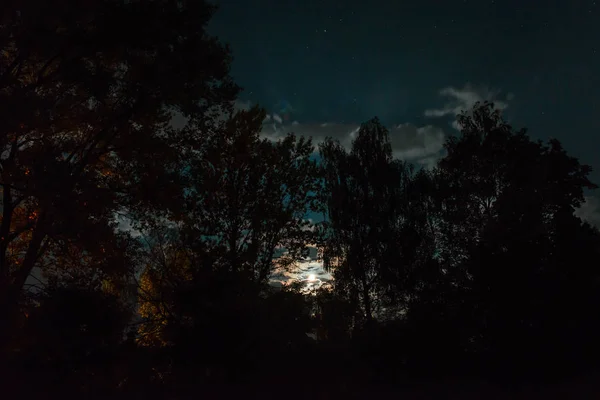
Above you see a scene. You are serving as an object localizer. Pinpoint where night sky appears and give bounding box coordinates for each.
[207,0,600,223]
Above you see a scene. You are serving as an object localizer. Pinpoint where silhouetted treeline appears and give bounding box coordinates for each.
[2,1,600,398]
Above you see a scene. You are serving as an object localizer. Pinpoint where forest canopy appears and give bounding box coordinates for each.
[1,1,600,398]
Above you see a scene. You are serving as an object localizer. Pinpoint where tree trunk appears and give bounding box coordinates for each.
[0,210,47,352]
[361,271,372,322]
[0,185,14,281]
[363,288,372,322]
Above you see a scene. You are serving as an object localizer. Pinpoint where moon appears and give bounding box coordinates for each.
[307,274,316,282]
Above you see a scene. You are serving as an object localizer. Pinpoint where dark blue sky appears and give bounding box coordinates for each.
[207,0,600,218]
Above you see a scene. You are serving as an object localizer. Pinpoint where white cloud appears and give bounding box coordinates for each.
[301,218,317,232]
[575,196,600,228]
[261,120,356,147]
[261,120,445,167]
[113,212,142,238]
[390,124,445,165]
[269,245,332,289]
[425,83,514,129]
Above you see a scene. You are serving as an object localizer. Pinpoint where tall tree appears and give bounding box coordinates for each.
[0,0,239,337]
[136,105,319,346]
[429,101,600,376]
[317,118,413,323]
[136,224,194,347]
[135,221,315,385]
[182,105,320,285]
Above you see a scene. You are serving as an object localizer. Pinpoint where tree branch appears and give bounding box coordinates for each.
[10,210,48,294]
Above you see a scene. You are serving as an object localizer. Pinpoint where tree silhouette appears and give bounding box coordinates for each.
[317,117,423,325]
[132,106,320,385]
[311,283,355,345]
[182,105,320,285]
[2,5,600,391]
[423,101,600,379]
[135,230,316,387]
[7,284,131,396]
[0,0,239,344]
[135,225,192,347]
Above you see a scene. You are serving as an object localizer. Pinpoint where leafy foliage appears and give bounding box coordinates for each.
[0,0,238,336]
[411,101,600,378]
[182,105,320,284]
[317,117,429,323]
[3,3,600,393]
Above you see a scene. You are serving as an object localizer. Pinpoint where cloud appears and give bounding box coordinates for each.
[269,245,332,289]
[575,196,600,228]
[113,212,142,238]
[301,218,318,232]
[425,83,514,130]
[260,119,445,167]
[389,124,445,165]
[261,120,356,147]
